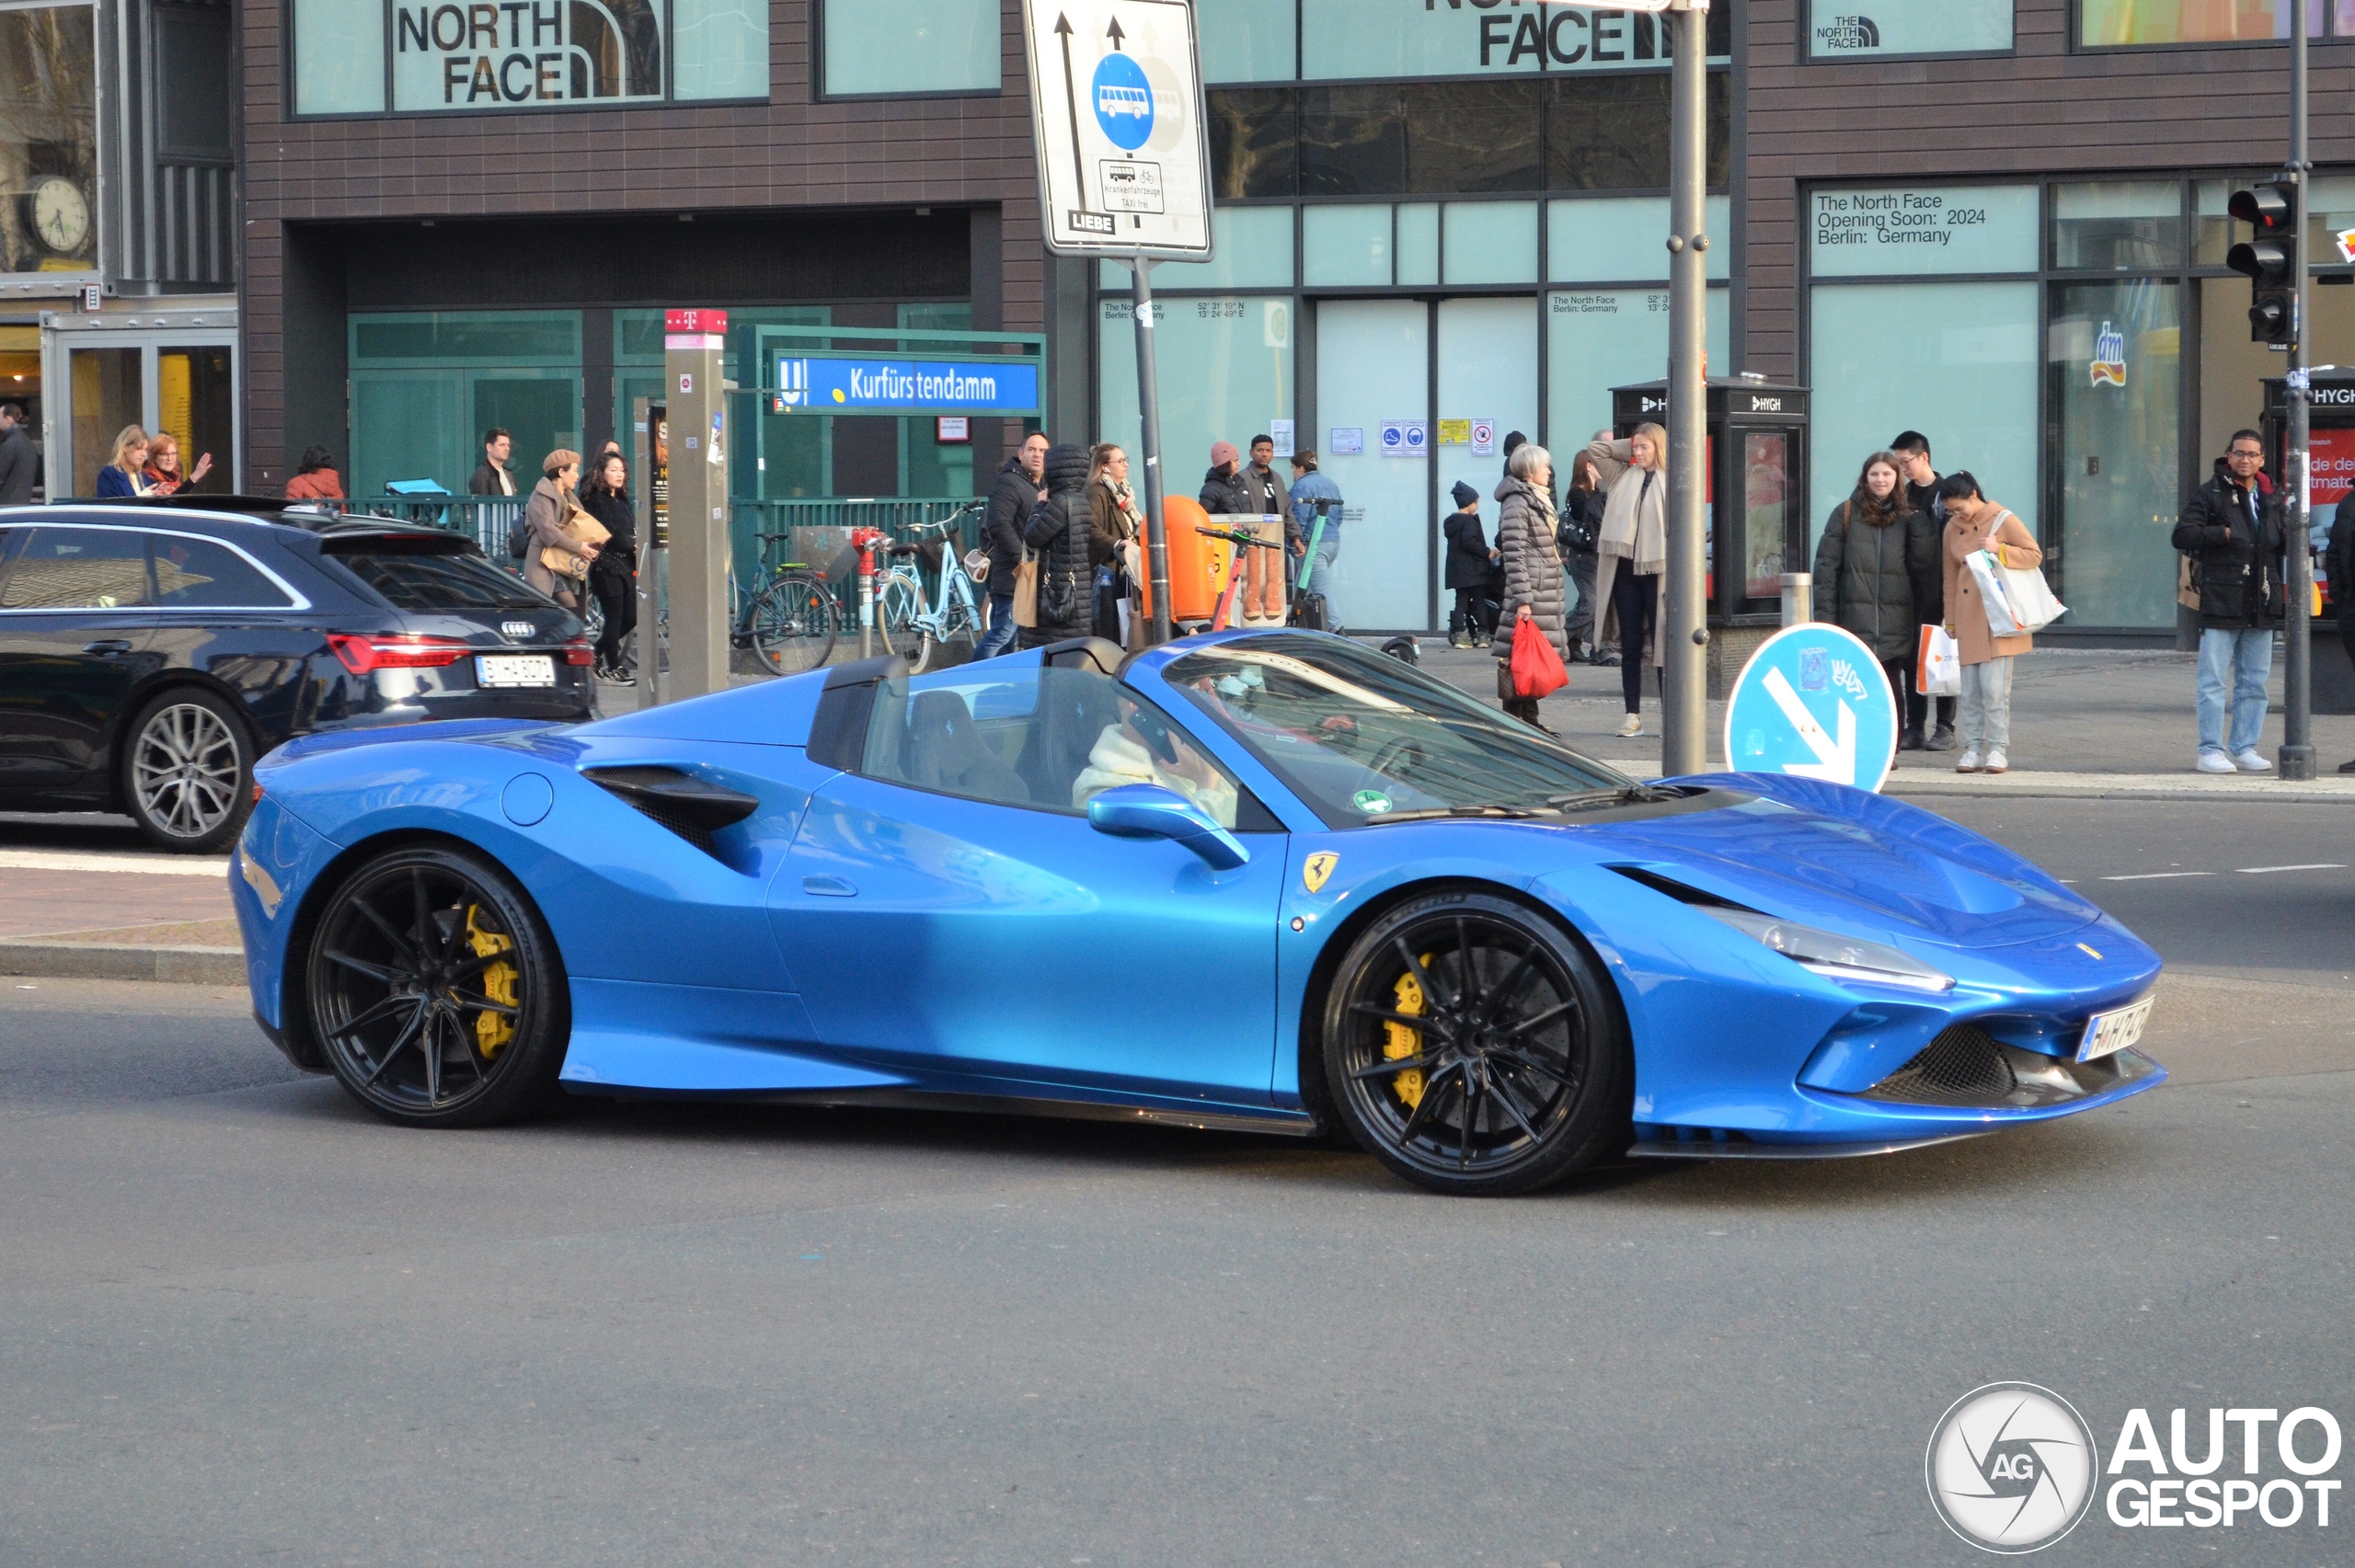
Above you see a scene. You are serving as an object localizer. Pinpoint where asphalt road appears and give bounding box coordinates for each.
[3,799,2351,1565]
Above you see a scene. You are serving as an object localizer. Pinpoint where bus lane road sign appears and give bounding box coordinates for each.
[1023,0,1212,260]
[1723,623,1900,794]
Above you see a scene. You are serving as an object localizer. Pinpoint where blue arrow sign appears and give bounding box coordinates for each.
[1723,623,1899,794]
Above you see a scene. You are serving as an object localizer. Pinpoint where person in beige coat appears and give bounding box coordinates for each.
[1586,423,1669,738]
[1936,470,2042,775]
[522,449,595,609]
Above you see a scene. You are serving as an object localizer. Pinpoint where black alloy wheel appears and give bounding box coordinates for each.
[304,845,568,1127]
[121,689,255,853]
[1322,890,1628,1196]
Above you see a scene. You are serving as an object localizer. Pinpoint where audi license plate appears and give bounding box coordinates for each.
[476,654,556,689]
[2076,993,2154,1063]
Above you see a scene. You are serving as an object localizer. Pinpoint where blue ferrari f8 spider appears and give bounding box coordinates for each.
[231,631,2164,1196]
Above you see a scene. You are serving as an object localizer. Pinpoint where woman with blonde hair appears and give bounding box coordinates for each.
[522,448,598,609]
[1088,442,1147,643]
[94,425,153,498]
[1586,421,1670,738]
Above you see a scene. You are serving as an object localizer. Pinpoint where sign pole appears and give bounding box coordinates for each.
[2282,0,2316,780]
[663,310,729,701]
[1661,0,1710,778]
[1134,255,1174,646]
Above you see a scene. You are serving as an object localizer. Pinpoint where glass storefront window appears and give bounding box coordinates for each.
[1544,72,1731,191]
[1200,0,1296,83]
[822,0,998,97]
[1743,432,1792,602]
[1209,89,1298,200]
[2080,1,2325,45]
[1396,203,1439,287]
[1548,196,1730,283]
[1102,205,1295,291]
[1302,205,1392,286]
[1545,285,1729,456]
[1808,1,2014,58]
[2051,280,2182,629]
[673,0,769,101]
[1809,184,2040,278]
[2052,182,2183,270]
[1,4,98,275]
[1097,294,1295,520]
[1807,281,2039,555]
[157,349,234,497]
[1442,202,1538,287]
[68,348,140,498]
[293,0,385,114]
[1406,81,1543,196]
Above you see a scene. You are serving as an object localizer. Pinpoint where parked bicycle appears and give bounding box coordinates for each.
[873,502,988,674]
[738,532,840,677]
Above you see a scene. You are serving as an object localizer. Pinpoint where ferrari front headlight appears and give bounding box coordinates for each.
[1698,907,1954,993]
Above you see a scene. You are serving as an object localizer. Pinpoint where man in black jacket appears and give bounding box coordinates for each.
[468,428,517,497]
[2174,429,2286,773]
[0,402,36,506]
[977,430,1049,658]
[1891,430,1956,750]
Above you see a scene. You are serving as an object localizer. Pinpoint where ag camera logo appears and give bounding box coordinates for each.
[1925,1383,2098,1553]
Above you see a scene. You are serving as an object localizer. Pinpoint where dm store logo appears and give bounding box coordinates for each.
[1925,1383,2099,1553]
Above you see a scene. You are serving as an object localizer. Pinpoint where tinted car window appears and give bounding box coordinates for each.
[331,545,546,611]
[861,664,1250,829]
[150,535,295,608]
[0,528,152,610]
[1163,634,1628,827]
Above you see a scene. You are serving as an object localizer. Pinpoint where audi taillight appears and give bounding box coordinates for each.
[327,634,475,674]
[563,639,596,667]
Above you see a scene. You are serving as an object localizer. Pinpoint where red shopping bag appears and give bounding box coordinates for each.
[1511,612,1569,699]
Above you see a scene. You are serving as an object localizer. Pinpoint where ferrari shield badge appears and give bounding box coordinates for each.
[1302,853,1339,894]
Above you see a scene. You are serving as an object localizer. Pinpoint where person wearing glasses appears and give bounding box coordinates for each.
[2174,429,2286,774]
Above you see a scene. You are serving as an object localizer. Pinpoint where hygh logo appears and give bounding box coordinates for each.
[1926,1383,2099,1552]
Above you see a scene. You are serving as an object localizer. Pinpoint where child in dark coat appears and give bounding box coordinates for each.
[1442,479,1502,647]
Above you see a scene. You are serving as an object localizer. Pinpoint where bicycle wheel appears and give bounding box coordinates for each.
[874,569,923,657]
[908,589,979,676]
[749,574,838,677]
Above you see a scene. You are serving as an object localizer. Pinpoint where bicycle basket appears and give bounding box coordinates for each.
[963,547,992,583]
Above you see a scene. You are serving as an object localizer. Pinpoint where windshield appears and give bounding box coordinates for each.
[1161,635,1635,826]
[329,544,546,612]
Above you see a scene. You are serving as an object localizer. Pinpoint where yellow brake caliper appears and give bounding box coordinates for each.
[1383,956,1435,1110]
[464,905,519,1058]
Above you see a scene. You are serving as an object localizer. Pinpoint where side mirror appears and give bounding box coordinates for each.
[1086,784,1250,870]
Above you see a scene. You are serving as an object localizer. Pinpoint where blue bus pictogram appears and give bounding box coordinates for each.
[1091,52,1154,151]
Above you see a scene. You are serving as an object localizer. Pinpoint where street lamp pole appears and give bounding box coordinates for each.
[1661,0,1710,778]
[1543,1,1709,775]
[2281,0,2315,779]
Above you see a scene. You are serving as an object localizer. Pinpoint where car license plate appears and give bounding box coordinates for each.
[2077,993,2154,1063]
[476,654,556,689]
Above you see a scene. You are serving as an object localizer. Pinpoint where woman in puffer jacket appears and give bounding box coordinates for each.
[1022,441,1114,646]
[1492,441,1568,731]
[1812,450,1938,752]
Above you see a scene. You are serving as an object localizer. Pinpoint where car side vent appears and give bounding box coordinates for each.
[1605,864,1749,909]
[1862,1024,2017,1106]
[581,767,759,859]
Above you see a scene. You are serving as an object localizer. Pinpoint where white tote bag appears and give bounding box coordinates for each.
[1966,512,2067,637]
[1916,624,1961,697]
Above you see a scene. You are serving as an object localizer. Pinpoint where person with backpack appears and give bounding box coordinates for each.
[1021,441,1110,646]
[2174,429,2287,773]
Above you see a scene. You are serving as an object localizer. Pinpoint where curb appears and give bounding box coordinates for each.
[0,942,246,986]
[1881,779,2355,805]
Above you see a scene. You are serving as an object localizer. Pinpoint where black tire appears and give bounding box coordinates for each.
[749,573,837,676]
[1321,889,1628,1196]
[304,843,569,1127]
[121,688,255,853]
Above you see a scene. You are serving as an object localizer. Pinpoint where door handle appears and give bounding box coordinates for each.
[801,875,857,898]
[82,639,134,656]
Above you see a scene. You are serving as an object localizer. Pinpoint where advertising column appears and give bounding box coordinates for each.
[664,310,728,699]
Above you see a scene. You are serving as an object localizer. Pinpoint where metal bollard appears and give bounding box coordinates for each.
[1780,572,1811,627]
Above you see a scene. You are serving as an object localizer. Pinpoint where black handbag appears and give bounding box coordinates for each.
[1039,567,1080,626]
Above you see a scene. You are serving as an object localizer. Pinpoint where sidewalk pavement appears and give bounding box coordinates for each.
[1408,639,2355,800]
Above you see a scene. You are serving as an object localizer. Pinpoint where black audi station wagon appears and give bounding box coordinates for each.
[0,502,593,852]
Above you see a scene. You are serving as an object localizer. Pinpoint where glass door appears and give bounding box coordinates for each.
[2051,279,2181,629]
[157,348,234,496]
[68,347,141,497]
[1436,296,1537,630]
[1315,299,1428,630]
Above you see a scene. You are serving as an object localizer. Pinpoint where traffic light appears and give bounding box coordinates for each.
[2228,181,2299,347]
